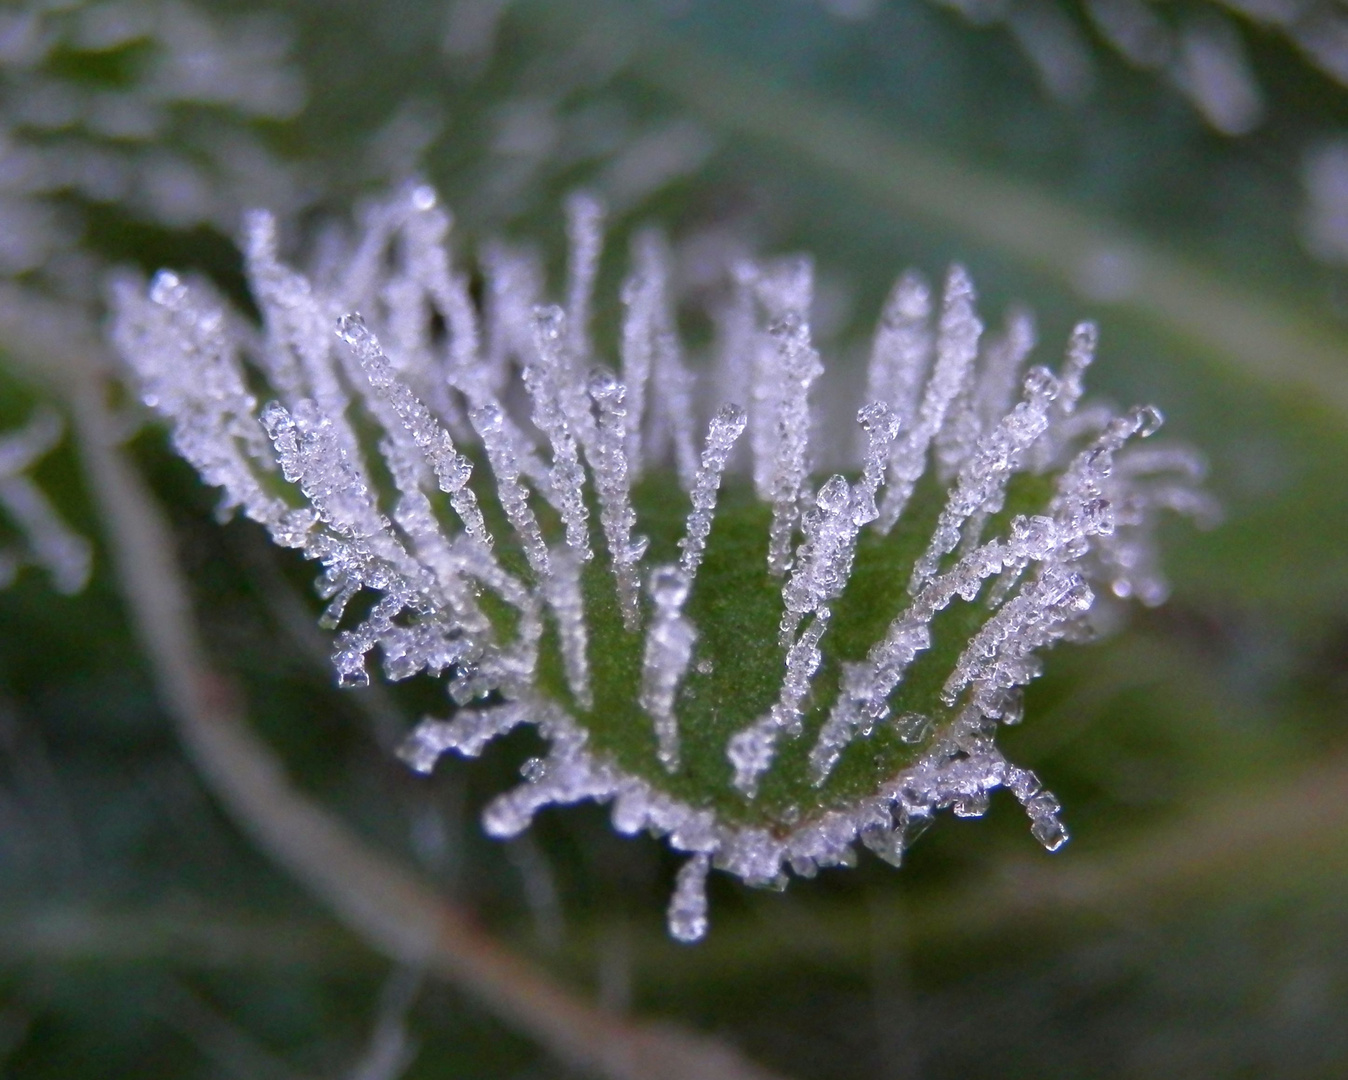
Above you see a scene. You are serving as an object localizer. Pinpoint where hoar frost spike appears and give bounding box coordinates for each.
[113,183,1214,943]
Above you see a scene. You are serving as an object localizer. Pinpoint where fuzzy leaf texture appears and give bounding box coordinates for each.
[109,183,1213,942]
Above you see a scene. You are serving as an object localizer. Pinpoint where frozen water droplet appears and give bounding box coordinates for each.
[858,400,901,440]
[904,811,934,843]
[1137,404,1164,438]
[952,790,990,818]
[149,270,185,307]
[533,304,564,342]
[473,402,504,433]
[1021,365,1057,398]
[893,712,933,744]
[651,565,690,608]
[1031,816,1070,851]
[335,311,367,347]
[815,474,850,513]
[588,367,621,399]
[667,853,710,943]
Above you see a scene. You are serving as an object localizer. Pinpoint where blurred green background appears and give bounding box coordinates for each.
[3,0,1348,1076]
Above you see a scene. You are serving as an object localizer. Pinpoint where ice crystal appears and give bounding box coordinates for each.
[112,183,1211,942]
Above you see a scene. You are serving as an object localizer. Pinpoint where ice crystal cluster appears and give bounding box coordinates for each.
[0,0,304,290]
[110,184,1209,941]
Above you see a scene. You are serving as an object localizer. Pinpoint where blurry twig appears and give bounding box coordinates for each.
[60,364,787,1080]
[346,966,423,1080]
[0,906,364,969]
[155,976,312,1080]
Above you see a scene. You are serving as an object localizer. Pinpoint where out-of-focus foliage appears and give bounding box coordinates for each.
[3,1,1348,1077]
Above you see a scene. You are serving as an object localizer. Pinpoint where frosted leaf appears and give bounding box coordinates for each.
[244,213,358,432]
[454,539,544,698]
[259,400,389,545]
[373,187,485,440]
[1027,320,1097,470]
[779,610,830,731]
[508,195,601,479]
[114,186,1206,943]
[753,255,814,322]
[859,822,907,868]
[932,373,981,485]
[995,689,1026,725]
[653,323,700,492]
[479,704,617,839]
[405,192,482,375]
[1012,778,1071,851]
